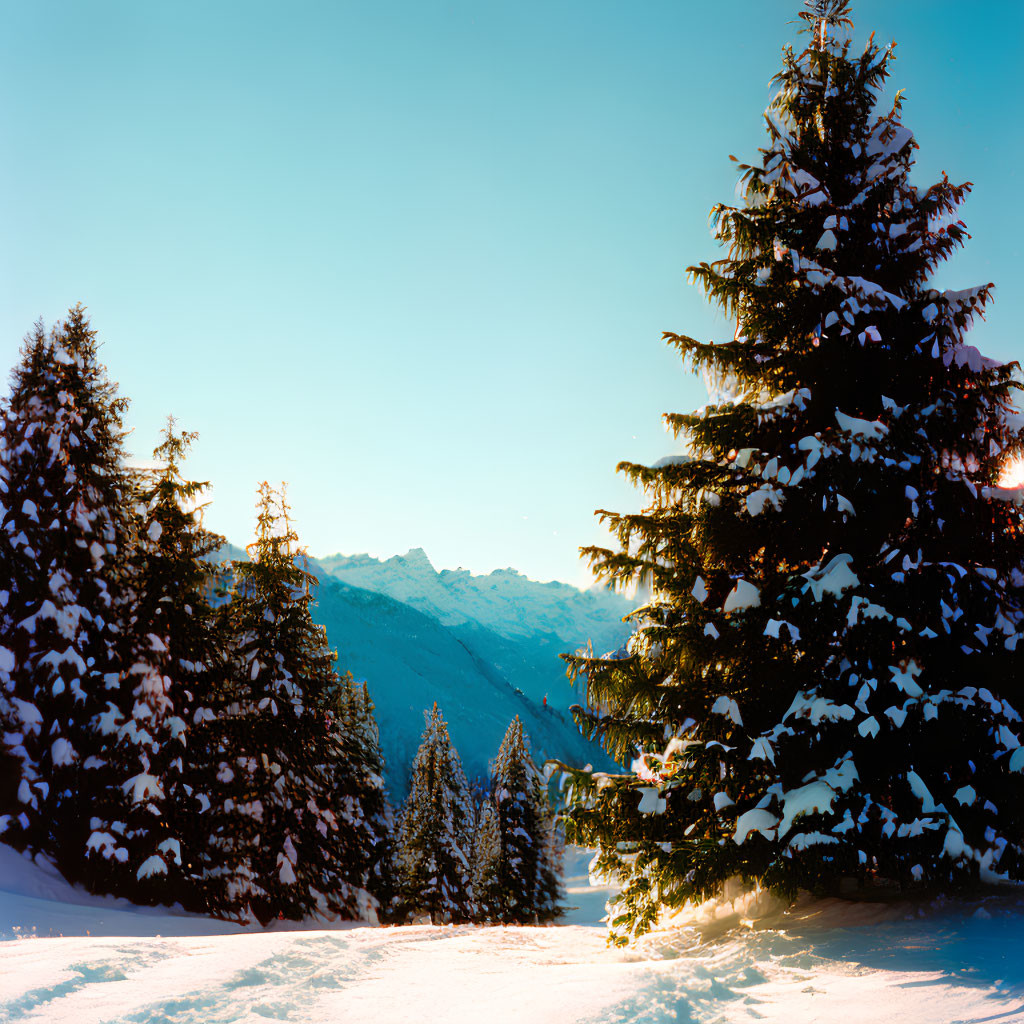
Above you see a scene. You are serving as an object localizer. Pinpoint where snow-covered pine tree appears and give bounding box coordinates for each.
[536,802,565,923]
[558,0,1024,944]
[330,673,393,909]
[490,717,563,923]
[0,309,135,877]
[0,421,17,818]
[82,420,226,907]
[394,704,476,924]
[470,800,502,921]
[204,483,373,924]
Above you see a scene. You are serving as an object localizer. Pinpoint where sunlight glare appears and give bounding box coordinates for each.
[999,456,1024,489]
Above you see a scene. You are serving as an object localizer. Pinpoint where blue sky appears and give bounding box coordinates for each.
[0,1,1020,586]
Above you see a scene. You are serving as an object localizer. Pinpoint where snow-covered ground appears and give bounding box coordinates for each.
[3,843,1024,1023]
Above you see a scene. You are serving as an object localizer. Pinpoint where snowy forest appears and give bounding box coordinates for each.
[4,0,1024,1020]
[0,308,563,926]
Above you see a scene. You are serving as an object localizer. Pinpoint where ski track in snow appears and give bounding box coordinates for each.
[6,921,1024,1024]
[4,845,1024,1023]
[0,927,636,1024]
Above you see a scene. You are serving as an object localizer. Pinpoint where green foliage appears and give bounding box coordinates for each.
[470,800,502,920]
[393,703,476,924]
[0,308,135,872]
[0,314,394,924]
[324,671,394,909]
[489,717,563,923]
[82,419,226,906]
[559,0,1024,944]
[204,484,383,923]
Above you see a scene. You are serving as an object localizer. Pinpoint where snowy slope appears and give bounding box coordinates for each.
[318,548,631,650]
[0,843,255,942]
[4,843,1024,1023]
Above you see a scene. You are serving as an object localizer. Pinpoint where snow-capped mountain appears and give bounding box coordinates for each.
[316,548,635,716]
[318,548,631,653]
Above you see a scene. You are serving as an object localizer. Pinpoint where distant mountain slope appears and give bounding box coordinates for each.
[308,574,614,794]
[443,620,580,710]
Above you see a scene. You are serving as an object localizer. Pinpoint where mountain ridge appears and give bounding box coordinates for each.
[318,547,632,654]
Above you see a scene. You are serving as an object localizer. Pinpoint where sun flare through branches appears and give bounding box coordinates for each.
[999,455,1024,490]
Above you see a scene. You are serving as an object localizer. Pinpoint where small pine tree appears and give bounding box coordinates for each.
[0,309,135,875]
[558,1,1024,944]
[470,800,502,921]
[535,795,565,923]
[329,673,394,909]
[490,717,564,923]
[394,704,476,924]
[82,420,226,907]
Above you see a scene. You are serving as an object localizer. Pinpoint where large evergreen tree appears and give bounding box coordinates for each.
[203,484,377,923]
[393,703,476,924]
[82,420,226,907]
[558,1,1024,943]
[490,717,563,923]
[0,308,135,876]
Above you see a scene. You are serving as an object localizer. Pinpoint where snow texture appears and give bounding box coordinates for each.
[734,809,779,845]
[723,580,761,613]
[778,781,836,838]
[804,554,859,601]
[4,844,1024,1022]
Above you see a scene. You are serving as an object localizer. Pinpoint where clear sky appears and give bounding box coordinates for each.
[0,1,1020,587]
